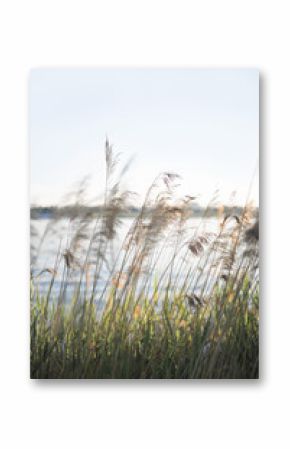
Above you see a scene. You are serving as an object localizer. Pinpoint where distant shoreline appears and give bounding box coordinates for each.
[30,205,259,220]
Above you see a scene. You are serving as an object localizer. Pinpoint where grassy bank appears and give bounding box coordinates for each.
[30,140,259,379]
[31,282,258,379]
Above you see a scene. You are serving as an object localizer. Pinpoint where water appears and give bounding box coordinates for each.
[30,216,222,300]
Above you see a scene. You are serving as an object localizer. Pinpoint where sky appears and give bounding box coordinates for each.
[30,68,259,207]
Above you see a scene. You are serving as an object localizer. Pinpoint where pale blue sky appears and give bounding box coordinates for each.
[30,68,259,206]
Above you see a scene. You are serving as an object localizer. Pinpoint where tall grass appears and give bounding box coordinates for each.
[30,140,259,379]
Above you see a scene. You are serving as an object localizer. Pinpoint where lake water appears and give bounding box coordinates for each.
[30,216,224,301]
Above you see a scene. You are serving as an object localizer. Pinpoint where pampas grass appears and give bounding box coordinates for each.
[30,140,259,379]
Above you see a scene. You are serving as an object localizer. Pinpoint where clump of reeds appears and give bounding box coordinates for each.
[30,140,259,379]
